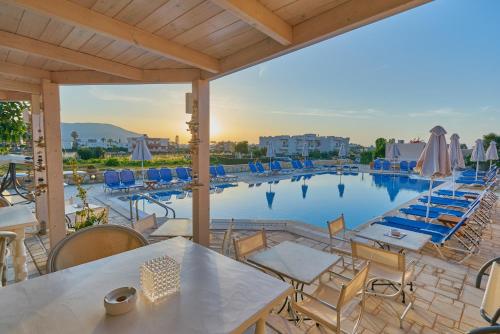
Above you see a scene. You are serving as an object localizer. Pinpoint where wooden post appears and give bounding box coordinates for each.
[41,80,65,247]
[30,94,49,233]
[191,80,210,246]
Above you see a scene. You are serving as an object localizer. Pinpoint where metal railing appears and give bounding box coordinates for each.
[129,193,176,220]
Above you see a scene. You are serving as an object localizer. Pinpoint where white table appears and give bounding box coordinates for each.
[0,206,37,282]
[0,237,292,334]
[356,224,432,252]
[150,218,192,239]
[0,154,33,201]
[64,203,101,216]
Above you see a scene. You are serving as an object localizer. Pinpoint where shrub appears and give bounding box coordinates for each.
[77,147,105,160]
[104,158,120,166]
[360,151,373,164]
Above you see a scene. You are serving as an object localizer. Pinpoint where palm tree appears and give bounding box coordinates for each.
[70,131,79,150]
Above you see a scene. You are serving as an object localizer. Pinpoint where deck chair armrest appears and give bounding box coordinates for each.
[438,214,461,224]
[295,290,338,311]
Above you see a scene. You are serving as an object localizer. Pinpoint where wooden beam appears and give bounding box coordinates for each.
[50,69,201,85]
[191,79,210,246]
[0,61,50,81]
[214,0,430,78]
[0,90,31,100]
[41,80,66,247]
[0,77,40,94]
[210,0,292,45]
[5,0,220,73]
[0,31,143,80]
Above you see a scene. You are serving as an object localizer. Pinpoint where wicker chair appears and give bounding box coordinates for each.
[0,231,17,286]
[47,225,148,273]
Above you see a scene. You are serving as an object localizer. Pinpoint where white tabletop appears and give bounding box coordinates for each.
[0,154,32,165]
[64,203,101,215]
[356,224,432,252]
[248,241,341,285]
[0,237,292,334]
[0,205,37,230]
[150,218,192,238]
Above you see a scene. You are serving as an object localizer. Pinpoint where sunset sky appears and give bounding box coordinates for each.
[60,0,500,147]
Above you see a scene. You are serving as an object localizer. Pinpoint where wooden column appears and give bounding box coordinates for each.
[41,80,65,246]
[30,94,49,233]
[191,80,210,246]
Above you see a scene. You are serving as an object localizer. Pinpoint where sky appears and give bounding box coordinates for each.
[60,0,500,147]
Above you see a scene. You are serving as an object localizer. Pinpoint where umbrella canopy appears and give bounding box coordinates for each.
[131,136,152,180]
[386,143,401,162]
[337,183,345,198]
[266,141,275,158]
[302,142,309,157]
[448,133,465,198]
[338,143,347,158]
[416,126,451,221]
[485,141,499,167]
[301,184,308,199]
[471,139,486,180]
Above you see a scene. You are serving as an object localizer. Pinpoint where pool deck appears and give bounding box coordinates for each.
[5,168,499,334]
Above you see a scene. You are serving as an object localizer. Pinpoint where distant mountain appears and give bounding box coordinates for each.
[61,123,140,143]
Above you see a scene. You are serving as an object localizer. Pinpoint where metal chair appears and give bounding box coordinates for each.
[350,240,415,328]
[0,231,17,286]
[0,197,11,207]
[475,257,500,327]
[292,263,370,334]
[47,225,148,273]
[327,214,352,267]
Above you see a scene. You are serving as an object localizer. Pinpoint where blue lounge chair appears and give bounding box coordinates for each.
[209,166,220,181]
[248,162,259,173]
[382,160,391,171]
[291,160,303,170]
[147,168,161,182]
[435,189,479,198]
[409,161,417,171]
[400,161,409,172]
[296,160,305,169]
[103,170,127,193]
[373,159,382,170]
[159,168,176,185]
[272,161,291,174]
[119,169,143,190]
[176,167,192,182]
[418,195,473,208]
[400,205,466,219]
[216,165,237,181]
[255,162,269,175]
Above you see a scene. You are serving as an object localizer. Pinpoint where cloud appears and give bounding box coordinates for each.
[258,65,267,78]
[88,87,155,104]
[271,108,382,119]
[408,107,465,118]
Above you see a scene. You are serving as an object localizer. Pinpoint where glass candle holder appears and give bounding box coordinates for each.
[140,255,180,302]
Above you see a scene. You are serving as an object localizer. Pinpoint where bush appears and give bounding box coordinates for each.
[77,147,105,160]
[360,151,373,164]
[104,158,120,166]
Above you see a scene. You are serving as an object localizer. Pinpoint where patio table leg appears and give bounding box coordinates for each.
[254,316,267,334]
[11,227,28,281]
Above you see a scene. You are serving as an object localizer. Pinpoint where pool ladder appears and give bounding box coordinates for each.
[129,193,176,220]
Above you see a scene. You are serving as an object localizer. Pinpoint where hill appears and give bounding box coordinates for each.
[61,123,140,143]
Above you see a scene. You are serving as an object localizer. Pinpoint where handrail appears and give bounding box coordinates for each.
[129,194,176,220]
[140,194,176,219]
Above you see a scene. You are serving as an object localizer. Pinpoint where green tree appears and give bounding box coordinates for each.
[374,138,387,159]
[483,133,499,150]
[235,141,249,154]
[70,131,79,150]
[0,102,29,152]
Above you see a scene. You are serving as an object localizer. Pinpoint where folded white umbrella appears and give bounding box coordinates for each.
[471,139,486,181]
[416,126,451,221]
[485,141,498,169]
[338,143,347,159]
[386,143,401,166]
[266,140,275,168]
[302,142,309,158]
[448,134,465,197]
[131,135,152,181]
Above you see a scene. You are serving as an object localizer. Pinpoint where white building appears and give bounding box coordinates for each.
[128,136,170,153]
[259,134,350,156]
[62,138,127,150]
[385,141,426,161]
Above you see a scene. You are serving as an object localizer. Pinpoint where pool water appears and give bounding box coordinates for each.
[131,172,441,229]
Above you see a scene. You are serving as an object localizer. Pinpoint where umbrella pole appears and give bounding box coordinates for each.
[425,178,433,222]
[452,168,455,199]
[475,161,479,181]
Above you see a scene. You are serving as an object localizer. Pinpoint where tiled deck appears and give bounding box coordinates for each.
[6,183,500,334]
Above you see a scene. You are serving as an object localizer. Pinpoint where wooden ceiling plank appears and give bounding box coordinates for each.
[0,30,143,80]
[5,0,220,72]
[0,60,50,80]
[210,0,292,45]
[0,3,24,33]
[137,0,202,33]
[0,76,40,94]
[0,89,31,100]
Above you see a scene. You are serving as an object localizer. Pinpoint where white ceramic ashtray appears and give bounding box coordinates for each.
[104,287,137,316]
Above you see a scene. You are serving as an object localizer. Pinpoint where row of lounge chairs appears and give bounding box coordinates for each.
[456,166,498,186]
[209,165,237,182]
[373,159,417,172]
[249,160,359,176]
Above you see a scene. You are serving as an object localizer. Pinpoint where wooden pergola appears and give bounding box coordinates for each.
[0,0,429,247]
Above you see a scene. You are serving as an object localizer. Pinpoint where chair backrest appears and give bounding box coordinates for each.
[0,231,17,286]
[297,160,304,169]
[351,240,405,272]
[0,197,11,207]
[327,214,346,239]
[221,223,234,256]
[382,160,391,170]
[47,225,148,273]
[209,166,218,178]
[216,165,227,176]
[176,167,189,180]
[75,207,109,227]
[147,168,161,181]
[373,159,381,170]
[481,261,500,325]
[248,162,258,173]
[119,169,135,185]
[409,161,417,169]
[233,229,267,261]
[103,170,120,186]
[338,263,370,309]
[133,214,157,234]
[256,162,266,173]
[159,168,173,182]
[400,161,409,171]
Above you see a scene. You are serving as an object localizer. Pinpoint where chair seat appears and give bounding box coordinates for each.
[293,284,358,332]
[367,262,411,285]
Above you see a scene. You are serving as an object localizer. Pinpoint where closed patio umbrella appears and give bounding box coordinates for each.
[386,143,401,169]
[302,142,309,158]
[485,141,498,169]
[266,140,275,169]
[416,126,451,221]
[338,173,345,198]
[471,139,486,181]
[301,183,308,199]
[131,135,152,181]
[449,134,465,198]
[338,143,347,159]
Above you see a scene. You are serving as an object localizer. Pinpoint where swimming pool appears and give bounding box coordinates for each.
[126,172,441,229]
